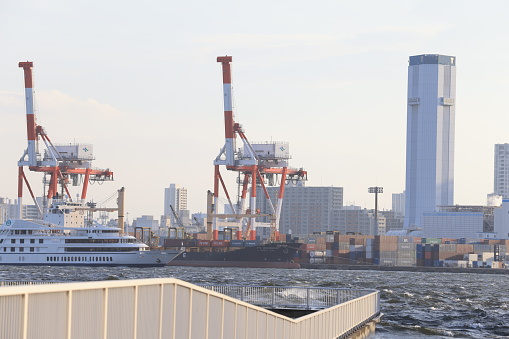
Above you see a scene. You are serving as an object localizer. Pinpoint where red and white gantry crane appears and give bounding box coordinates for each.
[17,61,113,218]
[212,56,307,241]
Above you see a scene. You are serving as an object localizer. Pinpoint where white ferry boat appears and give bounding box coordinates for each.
[0,200,181,267]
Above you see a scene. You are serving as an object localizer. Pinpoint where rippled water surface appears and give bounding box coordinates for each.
[1,266,508,338]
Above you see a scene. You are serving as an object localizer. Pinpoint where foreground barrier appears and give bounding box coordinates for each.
[0,278,380,339]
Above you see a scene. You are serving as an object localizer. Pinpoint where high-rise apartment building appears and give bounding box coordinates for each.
[256,186,343,236]
[404,54,456,228]
[163,184,189,227]
[494,144,509,197]
[392,192,405,218]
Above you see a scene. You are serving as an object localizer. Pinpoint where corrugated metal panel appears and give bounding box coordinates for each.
[71,289,104,339]
[107,287,135,339]
[27,292,68,339]
[0,295,23,339]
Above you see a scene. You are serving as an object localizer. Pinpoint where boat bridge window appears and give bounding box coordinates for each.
[65,247,141,252]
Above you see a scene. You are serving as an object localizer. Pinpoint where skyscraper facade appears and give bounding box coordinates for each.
[404,54,456,228]
[494,144,509,197]
[163,184,188,227]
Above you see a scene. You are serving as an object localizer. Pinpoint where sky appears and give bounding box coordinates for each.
[1,1,509,220]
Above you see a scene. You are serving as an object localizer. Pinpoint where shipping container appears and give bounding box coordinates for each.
[211,240,230,247]
[397,250,416,259]
[396,258,416,266]
[379,258,397,266]
[198,240,211,247]
[397,236,414,243]
[230,240,245,247]
[421,238,441,244]
[397,243,416,251]
[244,240,259,247]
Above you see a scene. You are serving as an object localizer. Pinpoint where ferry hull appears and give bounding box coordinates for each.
[0,250,181,267]
[168,260,300,269]
[166,243,301,269]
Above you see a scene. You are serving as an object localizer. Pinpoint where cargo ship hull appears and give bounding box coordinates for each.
[166,242,301,269]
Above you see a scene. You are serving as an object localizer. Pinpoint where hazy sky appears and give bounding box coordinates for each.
[1,1,509,220]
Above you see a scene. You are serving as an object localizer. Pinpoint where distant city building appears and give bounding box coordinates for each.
[422,205,496,238]
[392,192,405,218]
[256,186,343,236]
[494,144,509,197]
[333,206,382,235]
[405,54,456,228]
[163,184,189,227]
[494,198,509,239]
[0,197,41,223]
[133,215,159,230]
[379,210,404,232]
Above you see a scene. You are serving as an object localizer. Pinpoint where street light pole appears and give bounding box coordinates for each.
[368,187,383,235]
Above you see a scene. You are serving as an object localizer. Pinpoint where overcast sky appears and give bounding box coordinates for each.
[1,1,509,220]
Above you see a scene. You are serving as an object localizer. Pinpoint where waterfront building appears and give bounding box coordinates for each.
[133,215,159,230]
[380,210,404,232]
[494,144,509,197]
[163,184,189,227]
[256,186,343,236]
[0,197,41,223]
[404,54,456,229]
[494,198,509,239]
[422,205,495,238]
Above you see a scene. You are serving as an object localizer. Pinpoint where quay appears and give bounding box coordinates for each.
[300,263,509,274]
[0,278,380,339]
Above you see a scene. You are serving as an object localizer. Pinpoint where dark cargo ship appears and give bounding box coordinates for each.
[164,239,302,269]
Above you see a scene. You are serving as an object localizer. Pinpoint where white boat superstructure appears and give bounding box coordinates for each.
[0,200,180,267]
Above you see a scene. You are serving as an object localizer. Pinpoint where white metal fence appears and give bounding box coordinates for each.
[0,278,380,339]
[199,284,376,310]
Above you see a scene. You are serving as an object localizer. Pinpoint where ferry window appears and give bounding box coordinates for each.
[30,239,35,244]
[11,239,15,244]
[20,239,24,244]
[19,248,24,252]
[10,248,15,252]
[39,239,43,244]
[110,257,113,261]
[28,231,32,235]
[3,248,6,252]
[30,248,34,252]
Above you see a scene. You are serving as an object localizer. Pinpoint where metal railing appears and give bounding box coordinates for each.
[199,284,376,310]
[0,278,380,339]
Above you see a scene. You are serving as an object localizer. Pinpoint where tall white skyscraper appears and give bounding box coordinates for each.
[494,144,509,197]
[163,184,188,227]
[404,54,456,228]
